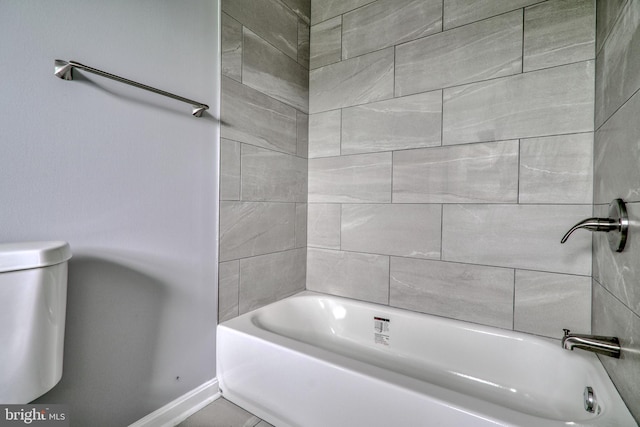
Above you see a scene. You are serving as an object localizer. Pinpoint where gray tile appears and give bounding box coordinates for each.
[221,77,297,155]
[241,144,307,203]
[442,204,592,275]
[311,0,376,25]
[307,248,389,304]
[308,153,392,203]
[177,398,260,427]
[341,204,441,259]
[595,0,640,128]
[296,111,309,158]
[282,0,311,23]
[594,90,640,204]
[307,203,341,249]
[298,19,310,68]
[255,421,274,427]
[219,201,295,262]
[514,270,591,338]
[222,0,298,59]
[392,140,519,203]
[310,16,342,70]
[308,110,341,158]
[443,61,595,145]
[390,258,514,329]
[341,91,442,155]
[222,13,242,82]
[596,0,627,53]
[519,133,593,204]
[523,0,595,72]
[239,248,306,314]
[342,0,442,59]
[220,138,241,201]
[243,28,309,113]
[218,261,239,323]
[443,0,541,30]
[593,202,640,315]
[309,47,394,114]
[395,10,523,96]
[593,281,640,422]
[295,203,307,248]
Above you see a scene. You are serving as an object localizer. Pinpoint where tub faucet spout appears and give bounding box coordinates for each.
[561,329,621,358]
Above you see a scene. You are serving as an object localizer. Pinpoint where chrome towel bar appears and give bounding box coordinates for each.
[54,59,209,117]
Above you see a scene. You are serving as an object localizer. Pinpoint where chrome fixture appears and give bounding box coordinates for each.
[562,329,621,359]
[54,59,209,117]
[560,198,628,252]
[584,387,596,414]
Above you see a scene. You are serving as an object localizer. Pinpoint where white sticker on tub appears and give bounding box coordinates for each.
[374,316,390,346]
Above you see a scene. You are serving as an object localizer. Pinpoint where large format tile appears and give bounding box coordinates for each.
[593,202,640,314]
[221,13,242,82]
[308,110,341,158]
[308,152,392,203]
[219,201,296,261]
[307,248,389,304]
[395,10,523,96]
[295,203,307,248]
[594,90,640,204]
[514,270,591,338]
[595,0,640,127]
[443,61,594,145]
[221,77,297,155]
[442,204,592,275]
[298,19,310,69]
[390,258,514,329]
[593,281,640,421]
[220,138,241,201]
[311,0,376,25]
[523,0,595,72]
[309,48,394,113]
[341,91,442,155]
[241,144,307,202]
[218,260,239,322]
[519,133,593,204]
[393,140,519,203]
[341,204,441,259]
[282,0,311,23]
[342,0,442,59]
[443,0,541,30]
[239,248,306,314]
[243,28,309,113]
[296,111,309,158]
[307,203,341,249]
[310,16,342,69]
[596,0,627,53]
[222,0,298,59]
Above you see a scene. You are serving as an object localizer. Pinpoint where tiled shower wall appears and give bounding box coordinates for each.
[218,0,310,322]
[307,0,596,338]
[593,0,640,421]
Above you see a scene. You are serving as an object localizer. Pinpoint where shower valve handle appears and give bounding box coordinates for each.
[560,199,628,252]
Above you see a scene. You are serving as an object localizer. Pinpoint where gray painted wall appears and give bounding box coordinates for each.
[307,0,595,338]
[218,0,310,322]
[0,1,220,426]
[593,0,640,421]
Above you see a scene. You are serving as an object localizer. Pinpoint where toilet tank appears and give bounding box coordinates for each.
[0,241,72,404]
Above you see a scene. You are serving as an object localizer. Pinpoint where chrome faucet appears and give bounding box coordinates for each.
[560,198,628,252]
[562,329,621,358]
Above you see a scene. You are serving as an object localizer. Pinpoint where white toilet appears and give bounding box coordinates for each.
[0,241,72,403]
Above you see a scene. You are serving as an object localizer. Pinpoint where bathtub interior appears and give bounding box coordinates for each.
[247,292,619,423]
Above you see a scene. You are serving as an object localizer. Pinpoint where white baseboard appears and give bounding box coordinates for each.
[128,378,220,427]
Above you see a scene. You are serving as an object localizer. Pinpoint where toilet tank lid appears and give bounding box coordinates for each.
[0,241,72,273]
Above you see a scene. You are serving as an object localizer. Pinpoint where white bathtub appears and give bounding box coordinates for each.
[217,292,636,427]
